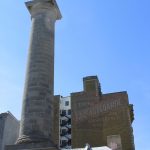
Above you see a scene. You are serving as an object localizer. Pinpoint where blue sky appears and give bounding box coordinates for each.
[0,0,150,149]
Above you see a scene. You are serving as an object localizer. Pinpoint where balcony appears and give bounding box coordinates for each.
[60,140,68,148]
[65,134,71,139]
[60,131,68,136]
[60,111,66,117]
[60,120,68,126]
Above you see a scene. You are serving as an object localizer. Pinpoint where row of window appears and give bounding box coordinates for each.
[60,109,71,115]
[65,101,69,106]
[60,101,71,149]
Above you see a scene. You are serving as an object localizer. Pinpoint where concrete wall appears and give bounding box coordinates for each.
[0,113,6,150]
[0,112,19,150]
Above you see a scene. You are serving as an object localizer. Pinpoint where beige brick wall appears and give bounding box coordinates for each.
[71,91,135,150]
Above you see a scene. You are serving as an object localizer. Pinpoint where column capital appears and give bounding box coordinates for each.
[25,0,62,20]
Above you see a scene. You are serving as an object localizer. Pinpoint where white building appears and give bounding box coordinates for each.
[59,96,72,149]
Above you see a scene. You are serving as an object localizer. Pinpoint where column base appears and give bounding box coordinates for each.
[16,135,53,144]
[5,142,58,150]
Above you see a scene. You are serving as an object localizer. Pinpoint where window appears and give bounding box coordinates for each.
[68,109,71,115]
[61,140,67,146]
[65,101,69,106]
[60,119,67,126]
[61,129,67,134]
[61,110,66,115]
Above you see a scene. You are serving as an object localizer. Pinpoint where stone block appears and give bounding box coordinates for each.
[5,142,58,150]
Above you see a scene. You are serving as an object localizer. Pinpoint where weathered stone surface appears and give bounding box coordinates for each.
[5,142,58,150]
[5,0,61,149]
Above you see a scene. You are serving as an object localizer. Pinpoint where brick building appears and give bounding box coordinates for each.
[52,76,135,150]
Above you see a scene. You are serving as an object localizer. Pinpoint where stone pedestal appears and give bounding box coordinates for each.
[5,0,61,149]
[5,142,58,150]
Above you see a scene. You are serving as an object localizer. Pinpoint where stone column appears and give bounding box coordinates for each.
[17,0,61,145]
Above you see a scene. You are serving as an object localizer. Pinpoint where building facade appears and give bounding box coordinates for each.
[0,112,20,150]
[52,76,135,150]
[59,97,71,149]
[52,96,72,149]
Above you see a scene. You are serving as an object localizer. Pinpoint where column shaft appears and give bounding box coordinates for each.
[17,1,59,144]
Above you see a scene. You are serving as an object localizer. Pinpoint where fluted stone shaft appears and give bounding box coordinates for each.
[17,0,61,144]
